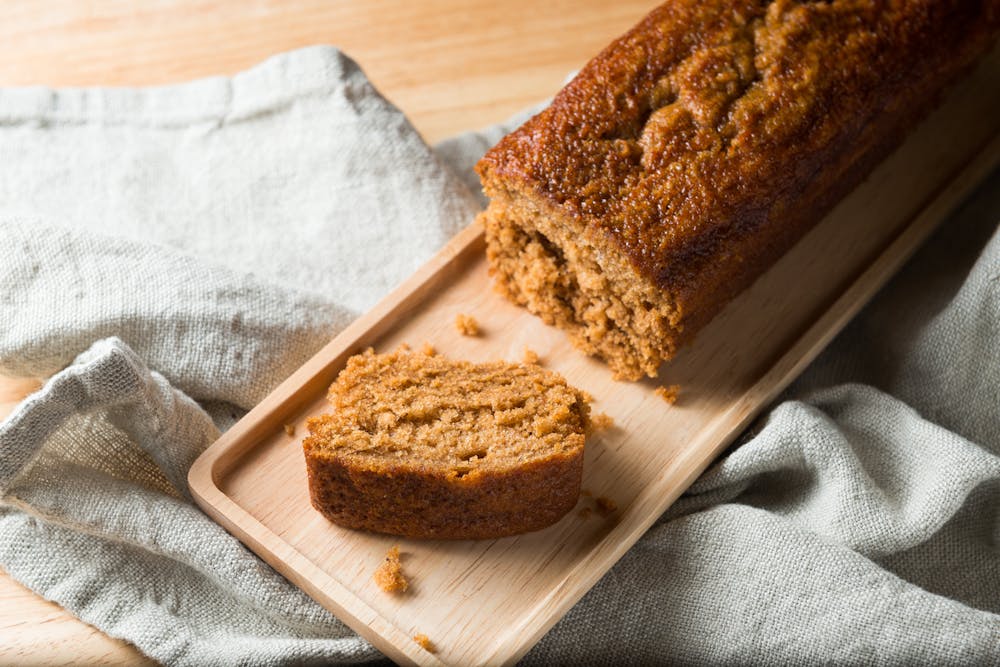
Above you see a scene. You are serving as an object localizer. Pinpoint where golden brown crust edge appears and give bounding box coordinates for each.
[304,445,584,540]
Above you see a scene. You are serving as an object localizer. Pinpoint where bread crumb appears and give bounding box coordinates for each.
[374,546,408,593]
[413,633,436,653]
[283,423,296,436]
[580,389,595,403]
[578,507,593,519]
[455,313,479,336]
[523,347,539,364]
[590,412,614,430]
[421,342,437,356]
[581,489,593,498]
[655,385,680,405]
[595,496,618,516]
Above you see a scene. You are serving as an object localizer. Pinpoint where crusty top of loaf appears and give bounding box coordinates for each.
[477,0,998,297]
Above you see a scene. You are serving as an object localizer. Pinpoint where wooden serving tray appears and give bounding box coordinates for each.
[189,51,1000,666]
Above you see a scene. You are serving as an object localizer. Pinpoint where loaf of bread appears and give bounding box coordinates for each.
[303,348,590,539]
[477,0,999,380]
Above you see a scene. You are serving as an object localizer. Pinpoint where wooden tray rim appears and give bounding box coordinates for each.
[189,133,1000,667]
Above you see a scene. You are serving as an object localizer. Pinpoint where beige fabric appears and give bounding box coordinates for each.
[2,44,999,666]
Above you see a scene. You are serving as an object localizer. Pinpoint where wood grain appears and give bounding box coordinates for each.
[0,1,652,663]
[0,0,651,144]
[0,568,157,667]
[189,50,1000,666]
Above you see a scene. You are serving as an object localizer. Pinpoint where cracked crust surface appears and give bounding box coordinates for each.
[304,348,590,539]
[477,0,999,379]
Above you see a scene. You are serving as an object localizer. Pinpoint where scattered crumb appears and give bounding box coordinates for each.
[455,313,479,336]
[655,384,680,405]
[421,342,437,356]
[413,633,436,653]
[595,496,618,516]
[374,546,408,593]
[522,347,539,364]
[590,412,614,430]
[579,492,618,519]
[396,343,411,352]
[283,423,296,437]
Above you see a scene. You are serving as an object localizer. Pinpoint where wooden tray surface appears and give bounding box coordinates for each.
[189,51,1000,666]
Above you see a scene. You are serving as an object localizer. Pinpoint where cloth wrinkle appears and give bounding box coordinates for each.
[1,45,998,666]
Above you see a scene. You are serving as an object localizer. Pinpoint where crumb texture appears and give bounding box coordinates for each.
[413,633,436,653]
[477,0,999,379]
[374,546,408,593]
[655,385,680,405]
[455,313,479,336]
[595,496,618,516]
[304,348,591,539]
[590,412,614,431]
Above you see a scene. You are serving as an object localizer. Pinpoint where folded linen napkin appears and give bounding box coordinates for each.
[1,46,998,666]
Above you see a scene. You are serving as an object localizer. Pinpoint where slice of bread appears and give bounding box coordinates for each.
[304,347,590,539]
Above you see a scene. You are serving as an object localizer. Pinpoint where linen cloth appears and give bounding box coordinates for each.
[1,46,998,666]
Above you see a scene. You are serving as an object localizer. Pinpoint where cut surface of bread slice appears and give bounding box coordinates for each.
[303,348,591,539]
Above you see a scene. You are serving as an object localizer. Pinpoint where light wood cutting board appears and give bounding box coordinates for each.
[189,49,1000,666]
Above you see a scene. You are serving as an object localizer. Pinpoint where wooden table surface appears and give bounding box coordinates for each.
[0,1,653,664]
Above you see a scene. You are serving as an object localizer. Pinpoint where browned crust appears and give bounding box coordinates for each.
[476,0,1000,378]
[304,446,584,540]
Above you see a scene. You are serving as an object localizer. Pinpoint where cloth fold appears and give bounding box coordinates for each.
[0,338,378,665]
[1,45,998,666]
[0,45,480,409]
